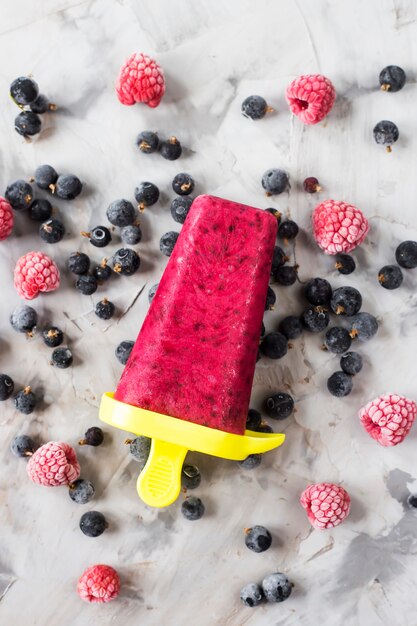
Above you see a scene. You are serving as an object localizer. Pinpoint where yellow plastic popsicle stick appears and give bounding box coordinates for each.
[99,392,285,507]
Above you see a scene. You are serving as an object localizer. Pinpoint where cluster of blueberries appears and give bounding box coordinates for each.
[10,76,57,138]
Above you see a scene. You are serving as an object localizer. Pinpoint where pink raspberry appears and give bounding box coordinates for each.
[77,564,120,603]
[27,441,80,487]
[0,197,13,241]
[116,52,165,108]
[300,483,350,529]
[359,394,417,446]
[14,251,60,300]
[312,199,369,255]
[286,74,336,124]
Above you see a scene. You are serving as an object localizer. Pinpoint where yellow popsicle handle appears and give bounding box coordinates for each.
[137,439,187,508]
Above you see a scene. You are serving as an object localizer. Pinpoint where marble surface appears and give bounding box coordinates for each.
[1,0,417,624]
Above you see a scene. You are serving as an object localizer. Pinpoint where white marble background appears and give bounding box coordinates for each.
[1,0,417,624]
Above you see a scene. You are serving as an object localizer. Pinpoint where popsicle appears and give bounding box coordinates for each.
[100,195,286,506]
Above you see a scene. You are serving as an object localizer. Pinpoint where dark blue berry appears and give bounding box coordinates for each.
[265,208,282,224]
[54,174,82,199]
[80,511,108,537]
[82,225,111,248]
[112,248,140,276]
[29,198,52,221]
[42,326,63,348]
[340,352,363,375]
[240,583,264,608]
[160,231,179,256]
[379,65,406,92]
[93,259,111,282]
[327,371,353,397]
[30,94,55,114]
[303,177,321,193]
[260,332,288,359]
[262,573,293,603]
[126,436,151,469]
[304,277,332,305]
[238,454,262,470]
[15,386,37,414]
[79,426,104,447]
[271,246,287,274]
[170,196,193,224]
[330,286,362,316]
[181,496,205,520]
[407,494,417,508]
[378,264,403,289]
[148,283,159,303]
[75,275,97,295]
[106,199,135,227]
[11,434,36,457]
[172,173,195,195]
[278,220,299,241]
[10,305,37,334]
[279,316,303,339]
[241,95,270,120]
[255,422,274,433]
[136,130,159,153]
[373,120,399,151]
[265,286,276,311]
[182,464,201,489]
[5,179,34,210]
[67,252,90,275]
[349,312,378,341]
[324,327,352,354]
[0,374,14,401]
[10,76,39,105]
[116,340,134,365]
[69,478,95,504]
[134,181,160,208]
[262,169,289,195]
[302,305,329,332]
[51,347,73,369]
[39,218,65,244]
[265,392,294,419]
[95,298,115,320]
[335,253,355,275]
[160,136,182,160]
[33,164,58,190]
[245,525,272,553]
[15,111,41,136]
[246,408,262,431]
[121,224,142,245]
[396,241,417,269]
[275,265,297,286]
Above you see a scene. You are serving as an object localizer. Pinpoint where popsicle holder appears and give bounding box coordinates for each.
[99,392,285,508]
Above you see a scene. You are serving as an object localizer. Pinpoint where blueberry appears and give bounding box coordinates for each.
[148,283,159,303]
[265,207,282,224]
[126,436,151,469]
[349,312,378,341]
[265,392,294,419]
[160,231,179,256]
[279,316,303,339]
[396,241,417,269]
[241,95,270,120]
[15,386,37,414]
[181,496,205,520]
[304,277,332,305]
[115,340,134,364]
[10,76,39,105]
[82,225,112,248]
[335,253,356,275]
[112,248,140,276]
[265,286,276,311]
[15,111,42,136]
[33,164,58,190]
[134,182,160,209]
[324,327,352,354]
[246,408,262,431]
[42,326,64,348]
[260,332,288,359]
[5,179,34,210]
[302,305,329,332]
[39,218,65,244]
[93,259,112,282]
[67,251,90,275]
[106,199,136,227]
[278,220,299,241]
[69,478,95,504]
[75,275,98,295]
[11,434,36,457]
[330,286,362,316]
[0,374,14,401]
[303,176,321,193]
[121,224,142,245]
[170,196,193,224]
[80,511,108,537]
[255,422,274,433]
[378,264,403,289]
[172,173,195,195]
[340,351,363,375]
[136,130,159,153]
[238,454,262,470]
[181,464,201,490]
[327,371,353,397]
[95,298,115,320]
[373,120,399,151]
[407,494,417,508]
[271,246,288,274]
[10,305,37,334]
[245,525,272,553]
[79,426,104,447]
[379,65,406,92]
[54,174,82,199]
[51,347,73,369]
[262,168,289,195]
[262,573,293,603]
[275,265,297,286]
[29,198,52,221]
[160,136,182,160]
[240,583,264,608]
[30,94,56,114]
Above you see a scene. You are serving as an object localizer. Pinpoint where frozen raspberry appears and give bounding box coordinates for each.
[0,197,13,241]
[286,74,336,124]
[77,564,120,603]
[116,52,165,108]
[359,394,417,446]
[27,441,80,486]
[300,483,350,529]
[312,199,369,255]
[14,251,60,300]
